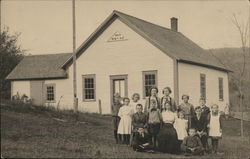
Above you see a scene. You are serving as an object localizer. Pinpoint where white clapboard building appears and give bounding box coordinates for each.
[7,10,230,114]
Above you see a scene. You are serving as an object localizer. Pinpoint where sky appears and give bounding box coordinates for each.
[1,0,249,55]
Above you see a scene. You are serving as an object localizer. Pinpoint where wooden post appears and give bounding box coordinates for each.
[0,0,2,106]
[0,0,2,33]
[72,0,78,113]
[98,99,102,114]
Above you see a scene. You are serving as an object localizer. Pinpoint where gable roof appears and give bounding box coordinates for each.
[62,10,230,72]
[6,53,72,80]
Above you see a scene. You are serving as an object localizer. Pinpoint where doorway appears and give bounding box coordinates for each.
[110,75,128,105]
[30,80,44,106]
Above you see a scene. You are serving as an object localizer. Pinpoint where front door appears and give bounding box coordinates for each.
[110,75,128,105]
[30,80,44,106]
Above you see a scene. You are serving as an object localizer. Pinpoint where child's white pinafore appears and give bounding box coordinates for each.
[117,105,133,134]
[174,118,188,140]
[209,114,222,137]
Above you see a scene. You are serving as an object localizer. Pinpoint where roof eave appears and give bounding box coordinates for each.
[61,11,118,69]
[6,76,68,81]
[178,59,232,73]
[116,13,179,60]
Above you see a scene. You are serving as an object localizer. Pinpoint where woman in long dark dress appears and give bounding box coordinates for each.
[157,102,179,154]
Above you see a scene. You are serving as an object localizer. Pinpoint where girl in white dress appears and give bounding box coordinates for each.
[174,111,188,153]
[208,104,222,154]
[174,111,188,141]
[117,97,134,145]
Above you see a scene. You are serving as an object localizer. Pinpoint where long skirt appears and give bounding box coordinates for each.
[157,123,179,154]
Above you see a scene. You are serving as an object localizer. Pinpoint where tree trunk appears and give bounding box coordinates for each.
[239,84,244,141]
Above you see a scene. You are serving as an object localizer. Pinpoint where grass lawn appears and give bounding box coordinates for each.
[1,102,250,158]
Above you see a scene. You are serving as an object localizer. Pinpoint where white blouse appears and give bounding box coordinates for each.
[162,110,177,124]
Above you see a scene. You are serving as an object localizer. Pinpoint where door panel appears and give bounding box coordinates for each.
[114,80,125,97]
[30,80,44,106]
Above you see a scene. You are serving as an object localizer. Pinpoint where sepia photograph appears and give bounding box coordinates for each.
[0,0,249,158]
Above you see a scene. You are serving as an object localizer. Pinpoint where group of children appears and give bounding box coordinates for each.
[111,86,223,156]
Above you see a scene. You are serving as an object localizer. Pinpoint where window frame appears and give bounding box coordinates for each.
[45,83,56,103]
[82,74,96,102]
[200,73,206,99]
[218,77,224,101]
[142,70,158,98]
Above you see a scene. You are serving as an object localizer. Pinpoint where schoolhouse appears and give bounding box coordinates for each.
[6,10,230,114]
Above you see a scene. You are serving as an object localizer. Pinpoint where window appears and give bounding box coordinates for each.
[143,71,157,98]
[46,84,55,102]
[200,73,206,99]
[83,74,96,101]
[219,77,224,100]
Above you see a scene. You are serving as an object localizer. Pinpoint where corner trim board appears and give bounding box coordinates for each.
[173,59,179,105]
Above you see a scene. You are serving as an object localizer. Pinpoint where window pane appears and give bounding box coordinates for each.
[219,78,223,100]
[83,77,95,99]
[85,89,94,99]
[90,83,93,88]
[89,78,94,84]
[151,79,155,85]
[200,74,206,98]
[147,79,151,85]
[144,72,157,97]
[51,94,54,100]
[84,78,94,89]
[150,74,154,79]
[46,85,55,101]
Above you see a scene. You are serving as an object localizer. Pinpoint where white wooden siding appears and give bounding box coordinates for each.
[11,81,30,98]
[43,79,73,110]
[178,62,229,111]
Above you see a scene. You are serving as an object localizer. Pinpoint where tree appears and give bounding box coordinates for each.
[231,14,249,141]
[0,28,24,101]
[209,14,249,141]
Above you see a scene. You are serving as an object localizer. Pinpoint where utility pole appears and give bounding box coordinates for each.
[0,0,2,33]
[72,0,78,113]
[0,0,2,106]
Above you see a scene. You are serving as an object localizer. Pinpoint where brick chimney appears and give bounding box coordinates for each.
[171,17,178,32]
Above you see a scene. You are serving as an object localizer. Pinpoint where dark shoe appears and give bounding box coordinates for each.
[184,153,191,156]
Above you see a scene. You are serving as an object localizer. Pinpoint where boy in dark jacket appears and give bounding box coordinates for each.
[132,104,148,131]
[199,97,210,120]
[132,128,153,152]
[191,106,209,151]
[181,128,204,156]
